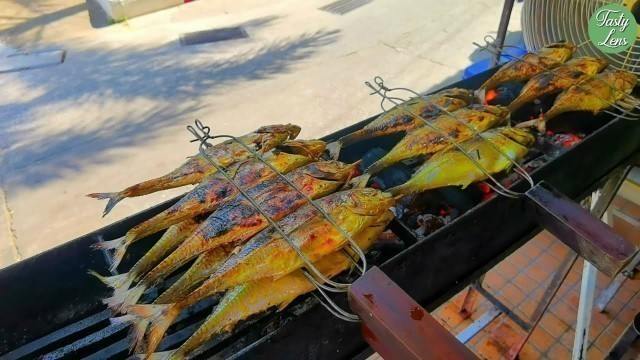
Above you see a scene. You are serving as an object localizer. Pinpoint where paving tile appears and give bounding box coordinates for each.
[525,262,550,284]
[550,300,577,328]
[621,200,640,220]
[539,312,570,338]
[564,291,580,308]
[624,226,640,245]
[520,241,543,260]
[593,331,617,353]
[529,327,556,352]
[560,330,575,349]
[507,250,532,269]
[513,272,538,293]
[612,215,634,238]
[484,272,509,293]
[606,319,627,338]
[611,196,631,210]
[433,302,469,330]
[500,283,525,308]
[519,342,541,360]
[495,260,519,279]
[586,346,605,359]
[547,342,572,359]
[532,230,557,248]
[536,253,562,272]
[549,242,571,260]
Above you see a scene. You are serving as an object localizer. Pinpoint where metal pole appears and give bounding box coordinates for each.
[491,0,516,67]
[572,192,606,360]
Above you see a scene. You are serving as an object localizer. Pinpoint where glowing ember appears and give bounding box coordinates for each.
[485,89,498,104]
[552,133,582,147]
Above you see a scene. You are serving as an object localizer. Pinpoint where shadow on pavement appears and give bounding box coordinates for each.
[0,29,341,189]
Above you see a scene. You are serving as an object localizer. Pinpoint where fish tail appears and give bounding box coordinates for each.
[104,285,146,313]
[110,315,149,354]
[387,182,416,198]
[349,174,370,189]
[325,141,342,160]
[364,158,388,176]
[88,270,133,290]
[127,304,180,356]
[91,234,132,272]
[86,192,124,217]
[507,97,525,113]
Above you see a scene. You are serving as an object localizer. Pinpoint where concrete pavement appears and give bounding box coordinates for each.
[0,0,523,268]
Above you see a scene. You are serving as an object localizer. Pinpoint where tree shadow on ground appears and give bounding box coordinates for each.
[0,28,340,189]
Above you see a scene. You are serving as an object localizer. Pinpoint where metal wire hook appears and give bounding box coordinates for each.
[187,121,368,294]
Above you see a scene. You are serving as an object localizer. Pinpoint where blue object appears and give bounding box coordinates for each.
[462,45,527,80]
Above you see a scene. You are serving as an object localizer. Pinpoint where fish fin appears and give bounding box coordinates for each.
[91,235,128,272]
[536,120,546,133]
[86,192,124,217]
[111,314,150,354]
[514,119,539,129]
[349,174,370,189]
[88,270,133,290]
[104,285,146,313]
[474,88,486,104]
[127,304,180,356]
[325,141,342,160]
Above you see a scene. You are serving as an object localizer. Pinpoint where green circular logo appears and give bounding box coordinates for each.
[589,4,637,54]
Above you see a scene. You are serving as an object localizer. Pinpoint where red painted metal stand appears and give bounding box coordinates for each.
[348,267,478,360]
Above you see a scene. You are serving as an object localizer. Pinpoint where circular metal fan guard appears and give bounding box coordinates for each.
[523,0,640,74]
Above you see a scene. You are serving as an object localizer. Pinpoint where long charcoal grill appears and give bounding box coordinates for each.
[1,68,639,360]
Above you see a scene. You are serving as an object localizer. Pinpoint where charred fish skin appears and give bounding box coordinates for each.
[126,189,394,357]
[518,70,638,132]
[388,127,534,197]
[480,42,576,90]
[364,105,510,176]
[508,57,609,113]
[326,89,474,159]
[87,124,301,217]
[130,161,357,298]
[119,144,324,244]
[93,142,325,273]
[168,211,395,360]
[154,246,233,304]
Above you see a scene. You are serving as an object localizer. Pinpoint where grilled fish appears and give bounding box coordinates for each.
[480,42,575,90]
[107,161,358,311]
[153,246,233,304]
[516,70,638,132]
[87,124,301,216]
[388,127,535,196]
[361,105,510,179]
[508,57,609,112]
[145,211,394,360]
[89,218,202,292]
[124,188,394,356]
[93,140,325,272]
[326,88,475,159]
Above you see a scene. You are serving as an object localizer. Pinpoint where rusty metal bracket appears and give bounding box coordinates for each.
[348,267,478,360]
[524,181,638,277]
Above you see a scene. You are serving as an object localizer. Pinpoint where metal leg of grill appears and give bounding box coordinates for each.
[455,163,634,358]
[596,250,640,312]
[491,0,516,67]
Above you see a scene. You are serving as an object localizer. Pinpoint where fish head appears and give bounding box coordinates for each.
[342,188,395,216]
[494,127,535,148]
[256,124,302,140]
[538,42,576,62]
[600,70,638,93]
[565,57,609,75]
[437,88,476,104]
[254,124,302,153]
[277,140,327,159]
[302,160,359,181]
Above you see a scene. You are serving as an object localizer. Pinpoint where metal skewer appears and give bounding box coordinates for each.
[187,120,365,321]
[366,77,535,198]
[476,35,640,119]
